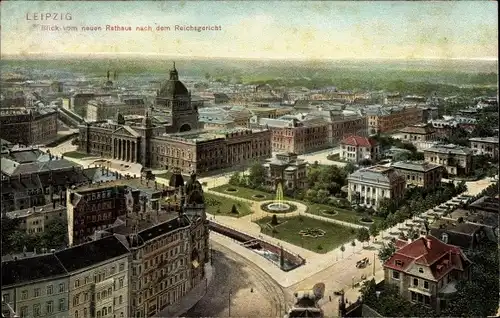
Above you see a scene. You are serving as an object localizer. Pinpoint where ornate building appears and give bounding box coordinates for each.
[0,107,58,145]
[78,64,272,174]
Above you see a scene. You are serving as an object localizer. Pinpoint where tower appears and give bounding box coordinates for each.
[155,62,199,133]
[140,110,153,168]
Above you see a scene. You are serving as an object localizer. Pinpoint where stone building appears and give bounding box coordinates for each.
[1,254,70,318]
[400,124,436,143]
[55,236,130,318]
[366,106,423,134]
[340,135,379,163]
[347,166,406,210]
[78,64,271,174]
[263,153,307,192]
[424,144,473,176]
[0,107,58,145]
[86,96,146,122]
[391,161,443,190]
[469,137,499,160]
[383,236,472,313]
[5,202,66,234]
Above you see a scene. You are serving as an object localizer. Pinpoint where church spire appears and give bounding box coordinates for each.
[170,61,179,80]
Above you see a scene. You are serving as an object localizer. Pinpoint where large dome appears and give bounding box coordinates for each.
[158,63,189,97]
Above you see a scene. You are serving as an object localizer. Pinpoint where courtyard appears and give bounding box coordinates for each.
[255,216,357,254]
[62,150,90,159]
[204,193,253,218]
[211,184,274,201]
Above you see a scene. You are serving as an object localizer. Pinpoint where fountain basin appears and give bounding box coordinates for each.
[260,201,297,213]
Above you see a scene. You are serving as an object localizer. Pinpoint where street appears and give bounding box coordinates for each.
[184,241,289,318]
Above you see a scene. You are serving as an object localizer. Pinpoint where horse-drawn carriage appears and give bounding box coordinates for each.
[356,257,370,268]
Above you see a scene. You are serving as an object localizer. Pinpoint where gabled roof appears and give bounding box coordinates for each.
[384,235,470,280]
[340,135,377,147]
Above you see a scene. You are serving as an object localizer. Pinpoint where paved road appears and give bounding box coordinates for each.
[184,241,289,318]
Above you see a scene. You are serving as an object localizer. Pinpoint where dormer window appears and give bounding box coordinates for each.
[395,260,403,266]
[419,268,424,273]
[441,233,449,244]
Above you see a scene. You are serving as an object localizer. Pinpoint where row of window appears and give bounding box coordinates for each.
[18,299,65,317]
[19,283,65,300]
[74,267,125,288]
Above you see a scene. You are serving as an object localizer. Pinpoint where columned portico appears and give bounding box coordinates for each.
[111,137,139,163]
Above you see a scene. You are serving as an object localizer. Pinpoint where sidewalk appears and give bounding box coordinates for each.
[153,263,215,318]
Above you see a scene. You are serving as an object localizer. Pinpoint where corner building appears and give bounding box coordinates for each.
[78,64,272,174]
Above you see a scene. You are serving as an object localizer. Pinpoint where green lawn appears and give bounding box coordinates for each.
[211,184,274,201]
[211,183,380,225]
[62,151,90,159]
[255,216,356,254]
[304,202,384,225]
[204,193,253,218]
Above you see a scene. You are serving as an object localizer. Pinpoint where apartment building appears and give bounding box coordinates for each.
[5,202,66,234]
[391,161,443,190]
[424,144,473,176]
[347,166,406,210]
[0,107,58,146]
[55,236,130,318]
[469,137,499,160]
[340,135,379,163]
[383,236,472,313]
[1,254,70,318]
[86,96,146,122]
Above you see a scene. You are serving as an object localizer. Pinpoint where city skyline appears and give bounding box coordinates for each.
[1,1,497,61]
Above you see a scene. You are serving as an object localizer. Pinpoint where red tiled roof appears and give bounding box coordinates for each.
[341,135,377,147]
[383,235,470,280]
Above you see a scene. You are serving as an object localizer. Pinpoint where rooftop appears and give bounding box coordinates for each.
[425,144,472,156]
[340,135,376,147]
[348,165,403,184]
[468,196,499,214]
[1,253,68,287]
[391,160,442,172]
[469,137,499,144]
[54,235,129,273]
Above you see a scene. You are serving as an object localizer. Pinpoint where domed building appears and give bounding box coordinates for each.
[78,62,272,175]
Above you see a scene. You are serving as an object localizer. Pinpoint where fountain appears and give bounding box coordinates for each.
[266,182,291,212]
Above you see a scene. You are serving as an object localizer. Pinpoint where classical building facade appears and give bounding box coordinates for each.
[391,161,443,190]
[340,135,379,163]
[469,137,499,159]
[263,153,307,191]
[424,144,473,176]
[78,64,271,174]
[347,166,406,210]
[383,236,472,313]
[0,107,58,145]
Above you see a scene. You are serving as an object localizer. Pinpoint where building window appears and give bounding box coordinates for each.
[75,279,80,288]
[413,278,418,287]
[418,268,424,273]
[411,291,417,302]
[119,277,124,288]
[75,311,79,318]
[441,233,448,244]
[392,271,400,280]
[84,308,88,318]
[46,285,53,295]
[58,298,65,311]
[73,295,79,306]
[33,304,41,317]
[59,283,65,293]
[21,290,28,300]
[119,263,125,271]
[424,281,429,289]
[119,295,123,304]
[46,301,53,314]
[21,306,28,317]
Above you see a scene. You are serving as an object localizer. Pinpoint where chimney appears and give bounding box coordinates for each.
[53,200,56,209]
[426,238,432,249]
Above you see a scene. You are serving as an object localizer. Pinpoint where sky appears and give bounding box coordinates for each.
[1,1,497,60]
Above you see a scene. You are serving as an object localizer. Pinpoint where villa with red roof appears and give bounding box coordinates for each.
[340,135,379,163]
[383,235,472,313]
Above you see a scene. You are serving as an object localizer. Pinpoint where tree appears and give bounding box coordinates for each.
[247,162,266,189]
[1,216,21,254]
[40,219,68,249]
[228,172,242,186]
[340,245,345,258]
[350,240,356,252]
[271,214,278,225]
[378,242,396,262]
[357,228,370,246]
[369,222,380,243]
[358,158,373,167]
[231,204,239,214]
[344,162,357,174]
